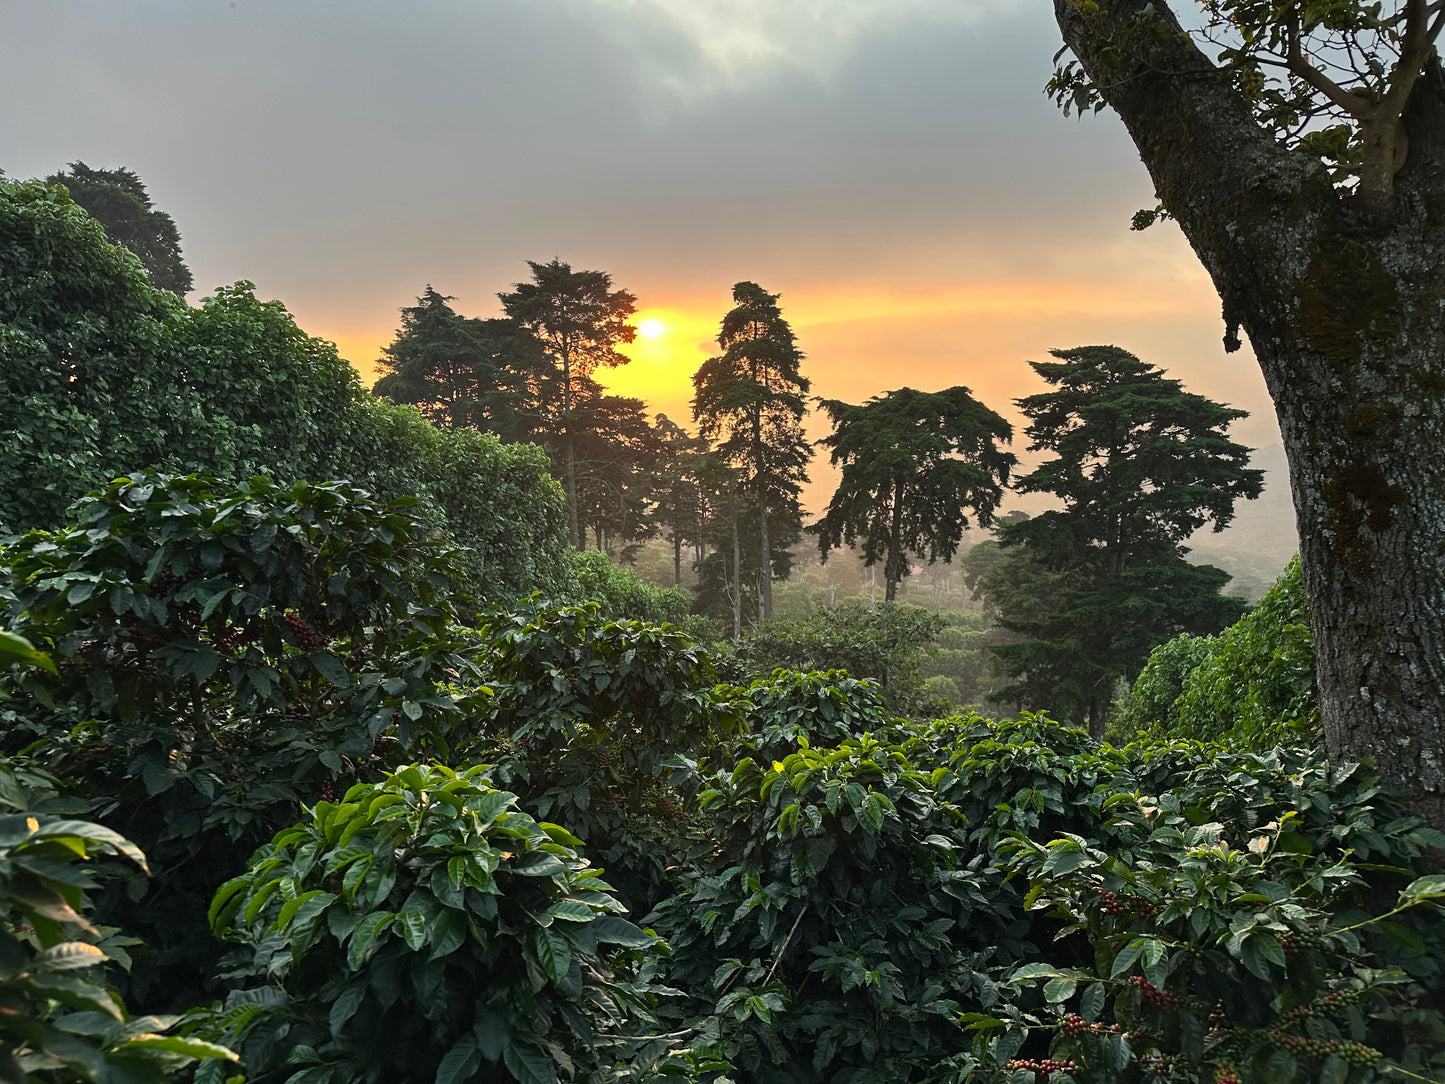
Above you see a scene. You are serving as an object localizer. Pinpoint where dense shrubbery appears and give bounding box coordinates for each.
[0,177,569,602]
[0,473,490,1004]
[2,482,1442,1084]
[564,550,703,635]
[206,764,680,1084]
[732,603,947,714]
[1113,558,1316,744]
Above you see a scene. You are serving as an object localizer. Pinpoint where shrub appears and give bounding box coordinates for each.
[462,603,720,913]
[651,733,1007,1082]
[0,177,569,601]
[0,473,490,1003]
[711,668,895,763]
[0,756,238,1082]
[207,764,681,1084]
[733,603,946,714]
[999,745,1445,1083]
[1113,558,1316,745]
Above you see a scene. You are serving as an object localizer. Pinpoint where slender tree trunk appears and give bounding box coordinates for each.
[558,342,584,551]
[1055,0,1445,827]
[885,477,906,602]
[673,531,682,584]
[731,497,742,641]
[753,409,773,621]
[1087,693,1105,741]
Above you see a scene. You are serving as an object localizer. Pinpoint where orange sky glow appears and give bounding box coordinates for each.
[4,1,1288,528]
[323,249,1277,519]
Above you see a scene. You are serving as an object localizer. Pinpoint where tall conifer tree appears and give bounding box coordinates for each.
[971,346,1263,735]
[691,282,811,623]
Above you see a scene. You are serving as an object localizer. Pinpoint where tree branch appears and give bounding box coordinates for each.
[1383,0,1441,115]
[1284,7,1374,120]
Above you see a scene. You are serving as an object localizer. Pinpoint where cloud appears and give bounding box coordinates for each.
[583,0,1020,97]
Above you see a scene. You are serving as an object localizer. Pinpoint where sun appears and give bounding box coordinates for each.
[638,318,665,340]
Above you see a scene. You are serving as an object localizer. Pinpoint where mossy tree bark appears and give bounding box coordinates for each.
[1054,0,1445,827]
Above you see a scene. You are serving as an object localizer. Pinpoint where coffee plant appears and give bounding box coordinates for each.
[0,473,491,1004]
[206,764,696,1084]
[460,602,721,913]
[0,761,238,1083]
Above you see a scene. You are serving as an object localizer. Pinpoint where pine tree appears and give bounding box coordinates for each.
[971,346,1263,735]
[813,386,1015,601]
[691,282,811,623]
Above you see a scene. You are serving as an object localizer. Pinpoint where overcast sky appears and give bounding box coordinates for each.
[2,0,1283,513]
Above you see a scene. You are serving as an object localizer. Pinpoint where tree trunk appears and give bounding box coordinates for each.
[885,476,907,603]
[1055,1,1445,828]
[558,341,584,551]
[731,498,743,641]
[753,409,774,621]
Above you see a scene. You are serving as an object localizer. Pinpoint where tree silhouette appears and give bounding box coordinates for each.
[691,282,811,623]
[971,346,1263,736]
[813,386,1015,601]
[46,162,192,294]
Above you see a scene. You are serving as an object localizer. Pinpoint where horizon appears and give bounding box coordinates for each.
[3,0,1291,540]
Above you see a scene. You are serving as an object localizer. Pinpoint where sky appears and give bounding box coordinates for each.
[2,0,1286,518]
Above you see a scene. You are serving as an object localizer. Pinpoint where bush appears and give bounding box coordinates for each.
[643,702,1445,1083]
[566,550,695,627]
[999,745,1445,1083]
[461,603,720,913]
[207,764,682,1084]
[0,177,569,601]
[1108,633,1213,739]
[733,602,946,714]
[1113,558,1316,745]
[650,732,1004,1082]
[0,473,490,1004]
[0,755,238,1082]
[711,668,895,763]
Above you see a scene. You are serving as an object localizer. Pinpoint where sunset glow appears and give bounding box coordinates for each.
[638,318,665,339]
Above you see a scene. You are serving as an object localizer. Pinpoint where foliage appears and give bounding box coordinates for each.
[971,347,1262,735]
[916,611,1019,712]
[733,603,947,715]
[648,415,712,586]
[711,668,896,764]
[691,283,812,624]
[207,764,684,1084]
[461,604,720,912]
[1107,632,1214,740]
[375,281,664,559]
[0,778,238,1083]
[499,260,640,551]
[0,177,183,532]
[1048,0,1443,209]
[651,732,1000,1083]
[0,177,569,599]
[0,473,489,1004]
[812,386,1016,601]
[45,162,192,294]
[999,748,1445,1083]
[1114,557,1318,745]
[372,286,542,438]
[638,692,1445,1084]
[567,550,694,628]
